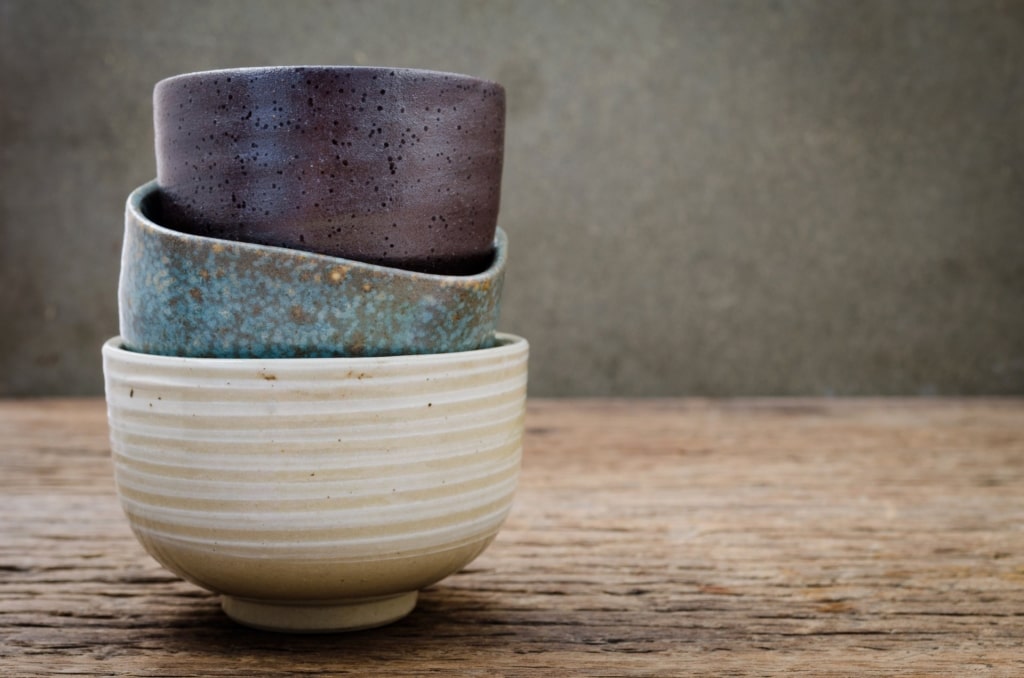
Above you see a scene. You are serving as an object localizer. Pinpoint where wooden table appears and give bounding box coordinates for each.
[2,398,1023,676]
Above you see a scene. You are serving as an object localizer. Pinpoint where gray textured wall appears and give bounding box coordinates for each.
[2,0,1022,397]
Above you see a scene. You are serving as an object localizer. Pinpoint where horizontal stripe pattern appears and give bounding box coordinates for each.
[103,334,527,584]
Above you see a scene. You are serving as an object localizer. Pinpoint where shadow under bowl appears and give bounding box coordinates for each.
[119,181,507,359]
[102,332,528,632]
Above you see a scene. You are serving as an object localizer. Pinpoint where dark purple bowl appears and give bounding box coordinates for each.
[154,66,505,275]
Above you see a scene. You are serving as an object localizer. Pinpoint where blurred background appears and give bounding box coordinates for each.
[2,0,1022,397]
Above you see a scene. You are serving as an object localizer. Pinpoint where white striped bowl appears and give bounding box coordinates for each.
[102,333,528,633]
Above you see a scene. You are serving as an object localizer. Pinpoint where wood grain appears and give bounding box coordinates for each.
[1,398,1023,676]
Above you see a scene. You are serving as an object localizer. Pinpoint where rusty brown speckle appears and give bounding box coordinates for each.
[349,333,365,356]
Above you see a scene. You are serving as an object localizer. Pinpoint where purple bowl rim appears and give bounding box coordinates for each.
[154,65,505,94]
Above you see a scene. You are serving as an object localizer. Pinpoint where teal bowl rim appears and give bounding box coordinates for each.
[128,180,508,283]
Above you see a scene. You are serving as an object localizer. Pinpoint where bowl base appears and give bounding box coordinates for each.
[221,591,418,633]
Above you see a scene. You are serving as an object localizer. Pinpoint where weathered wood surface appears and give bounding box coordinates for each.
[1,398,1023,676]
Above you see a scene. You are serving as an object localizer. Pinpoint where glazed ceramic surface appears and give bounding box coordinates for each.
[119,182,506,359]
[154,66,505,274]
[102,333,528,632]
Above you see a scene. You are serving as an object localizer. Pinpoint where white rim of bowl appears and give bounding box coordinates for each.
[102,333,527,367]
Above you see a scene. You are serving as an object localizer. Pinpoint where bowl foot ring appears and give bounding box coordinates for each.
[221,591,418,633]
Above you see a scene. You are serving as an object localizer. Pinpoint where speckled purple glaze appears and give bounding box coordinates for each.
[119,182,506,359]
[154,66,505,275]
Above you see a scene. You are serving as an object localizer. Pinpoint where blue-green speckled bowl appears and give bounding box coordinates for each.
[119,182,506,358]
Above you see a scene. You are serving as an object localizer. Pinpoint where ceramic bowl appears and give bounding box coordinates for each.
[154,66,505,275]
[119,181,506,359]
[102,332,528,633]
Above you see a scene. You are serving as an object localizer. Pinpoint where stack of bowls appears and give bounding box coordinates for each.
[102,67,528,633]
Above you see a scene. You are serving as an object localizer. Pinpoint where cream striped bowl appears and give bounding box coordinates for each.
[102,333,527,633]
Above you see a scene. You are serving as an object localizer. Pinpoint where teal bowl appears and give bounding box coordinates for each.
[119,182,506,358]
